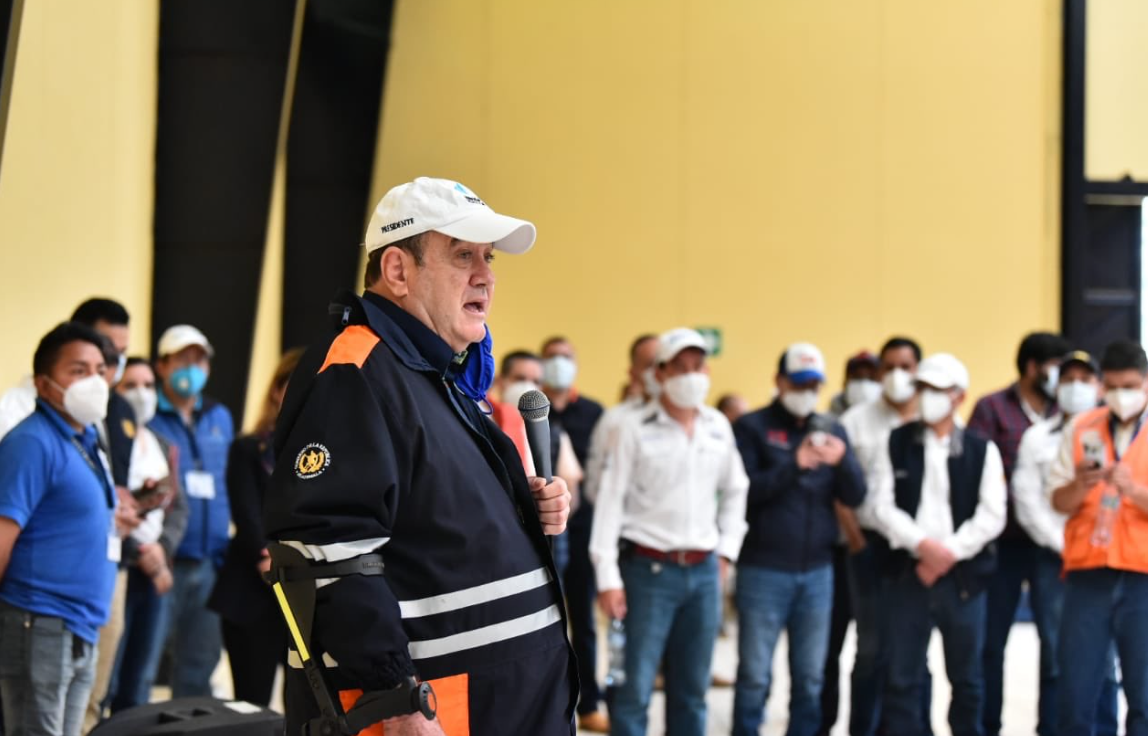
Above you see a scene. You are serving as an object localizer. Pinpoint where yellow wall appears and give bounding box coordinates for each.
[372,0,1063,409]
[0,1,1066,414]
[1086,0,1148,181]
[0,0,158,384]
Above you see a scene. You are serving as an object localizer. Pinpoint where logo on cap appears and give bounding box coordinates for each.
[454,182,484,206]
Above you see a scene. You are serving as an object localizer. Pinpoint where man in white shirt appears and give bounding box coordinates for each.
[583,333,659,507]
[838,336,922,736]
[590,328,749,736]
[869,353,1006,736]
[1012,350,1118,736]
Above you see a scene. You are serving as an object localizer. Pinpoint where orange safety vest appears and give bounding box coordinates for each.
[1063,406,1148,575]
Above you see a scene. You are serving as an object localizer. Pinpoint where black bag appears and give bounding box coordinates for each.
[90,697,283,736]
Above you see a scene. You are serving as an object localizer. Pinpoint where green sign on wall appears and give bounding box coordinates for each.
[696,327,722,357]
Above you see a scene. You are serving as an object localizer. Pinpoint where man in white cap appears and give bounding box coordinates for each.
[869,353,1006,736]
[148,323,234,699]
[590,327,749,736]
[264,177,575,735]
[731,342,866,736]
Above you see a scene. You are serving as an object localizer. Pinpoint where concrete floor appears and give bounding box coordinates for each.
[192,619,1125,735]
[574,620,1128,736]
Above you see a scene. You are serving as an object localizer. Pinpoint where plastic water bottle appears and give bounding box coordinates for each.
[1091,488,1121,547]
[605,619,626,687]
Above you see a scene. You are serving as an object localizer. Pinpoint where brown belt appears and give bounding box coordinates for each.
[629,543,712,566]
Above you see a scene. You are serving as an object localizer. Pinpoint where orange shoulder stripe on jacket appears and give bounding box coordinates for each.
[318,325,380,374]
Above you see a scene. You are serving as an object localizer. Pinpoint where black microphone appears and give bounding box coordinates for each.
[517,389,553,483]
[807,412,833,447]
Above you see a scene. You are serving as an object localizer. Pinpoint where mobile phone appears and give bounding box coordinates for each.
[1081,430,1106,469]
[132,476,172,503]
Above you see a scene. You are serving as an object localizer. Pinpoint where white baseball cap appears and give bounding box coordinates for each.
[157,324,214,358]
[781,342,826,384]
[916,353,969,391]
[656,328,709,364]
[364,177,537,255]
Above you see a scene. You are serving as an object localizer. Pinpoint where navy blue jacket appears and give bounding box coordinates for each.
[883,422,997,597]
[149,394,234,566]
[265,290,576,735]
[733,400,866,571]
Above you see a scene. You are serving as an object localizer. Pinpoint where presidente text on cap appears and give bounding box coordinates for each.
[364,177,537,255]
[157,325,214,358]
[916,353,970,391]
[656,328,709,365]
[782,342,826,383]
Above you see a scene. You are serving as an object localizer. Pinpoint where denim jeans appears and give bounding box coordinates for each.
[817,546,852,736]
[1028,551,1119,736]
[884,570,986,736]
[847,536,894,736]
[1058,568,1148,736]
[564,504,602,715]
[610,553,720,736]
[0,603,99,736]
[107,567,172,712]
[847,539,934,736]
[732,563,833,736]
[166,558,222,697]
[982,537,1078,736]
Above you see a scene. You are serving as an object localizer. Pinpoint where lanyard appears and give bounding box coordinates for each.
[1108,412,1146,462]
[68,434,116,509]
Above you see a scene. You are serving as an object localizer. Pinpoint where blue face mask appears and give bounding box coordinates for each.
[454,326,495,409]
[170,365,208,399]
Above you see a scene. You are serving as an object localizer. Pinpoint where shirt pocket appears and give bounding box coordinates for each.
[695,432,730,482]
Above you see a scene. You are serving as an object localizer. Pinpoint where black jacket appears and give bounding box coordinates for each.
[733,400,866,571]
[209,434,281,625]
[264,290,576,735]
[882,422,998,597]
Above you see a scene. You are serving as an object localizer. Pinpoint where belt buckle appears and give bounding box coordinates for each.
[675,550,688,566]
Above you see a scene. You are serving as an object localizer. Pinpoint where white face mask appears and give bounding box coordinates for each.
[663,372,710,410]
[122,386,158,424]
[1105,387,1147,422]
[845,379,882,407]
[542,356,577,390]
[53,374,109,427]
[1041,365,1060,400]
[501,380,538,410]
[112,354,127,385]
[883,368,917,404]
[919,388,953,425]
[1056,380,1097,417]
[781,389,819,418]
[642,367,661,399]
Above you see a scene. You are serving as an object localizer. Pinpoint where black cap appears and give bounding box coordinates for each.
[1060,350,1099,375]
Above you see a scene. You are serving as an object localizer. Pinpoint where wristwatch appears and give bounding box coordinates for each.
[403,677,437,721]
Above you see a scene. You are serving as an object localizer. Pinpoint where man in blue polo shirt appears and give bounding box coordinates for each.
[148,324,233,698]
[0,322,119,736]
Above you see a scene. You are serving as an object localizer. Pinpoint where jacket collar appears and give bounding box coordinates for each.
[156,387,215,421]
[911,420,966,457]
[35,397,97,443]
[351,290,466,378]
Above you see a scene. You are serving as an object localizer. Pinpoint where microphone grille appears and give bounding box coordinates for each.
[517,389,551,421]
[808,413,833,433]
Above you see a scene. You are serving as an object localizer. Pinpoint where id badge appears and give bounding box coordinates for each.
[108,517,122,563]
[185,470,216,500]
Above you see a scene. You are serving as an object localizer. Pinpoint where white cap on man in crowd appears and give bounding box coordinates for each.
[916,353,970,391]
[157,325,214,358]
[656,328,709,365]
[364,177,537,255]
[781,342,826,384]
